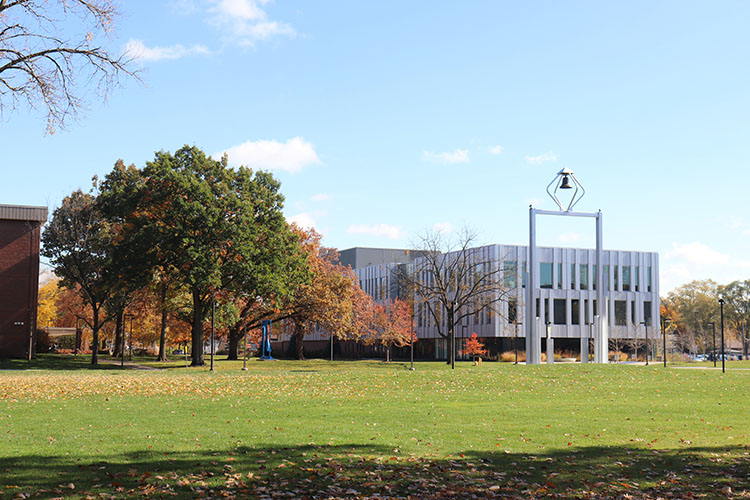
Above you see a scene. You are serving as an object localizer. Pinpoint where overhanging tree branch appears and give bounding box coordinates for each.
[0,0,138,131]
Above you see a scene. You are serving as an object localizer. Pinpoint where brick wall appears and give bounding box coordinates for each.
[0,219,41,358]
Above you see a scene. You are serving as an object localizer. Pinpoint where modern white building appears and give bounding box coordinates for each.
[348,244,660,361]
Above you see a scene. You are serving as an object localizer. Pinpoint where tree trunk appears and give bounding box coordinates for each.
[157,282,168,362]
[90,306,99,366]
[113,309,123,357]
[191,286,205,366]
[444,308,456,367]
[294,319,305,360]
[227,324,241,360]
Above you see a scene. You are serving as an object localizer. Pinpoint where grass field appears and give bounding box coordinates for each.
[0,355,748,499]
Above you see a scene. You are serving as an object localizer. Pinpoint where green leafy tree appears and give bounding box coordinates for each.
[41,187,116,365]
[718,280,750,358]
[114,145,297,366]
[663,279,719,354]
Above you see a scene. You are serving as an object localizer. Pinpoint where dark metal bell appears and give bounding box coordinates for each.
[560,174,573,189]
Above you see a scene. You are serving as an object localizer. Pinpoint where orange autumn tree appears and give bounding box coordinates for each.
[368,298,414,362]
[284,226,373,360]
[461,333,487,362]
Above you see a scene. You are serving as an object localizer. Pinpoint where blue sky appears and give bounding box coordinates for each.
[3,0,750,292]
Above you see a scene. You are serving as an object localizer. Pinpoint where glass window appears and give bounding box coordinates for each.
[503,261,517,288]
[635,266,640,292]
[544,298,550,324]
[535,298,540,318]
[604,265,610,291]
[584,299,590,324]
[631,300,635,325]
[580,264,589,290]
[644,301,652,326]
[522,261,527,288]
[623,266,631,291]
[615,300,626,326]
[647,267,652,292]
[508,297,518,323]
[540,262,553,289]
[614,265,619,291]
[557,263,563,289]
[593,299,598,317]
[593,265,597,291]
[554,299,566,325]
[571,263,575,289]
[571,299,580,325]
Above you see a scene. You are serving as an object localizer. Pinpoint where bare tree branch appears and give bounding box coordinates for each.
[401,227,511,367]
[0,0,138,131]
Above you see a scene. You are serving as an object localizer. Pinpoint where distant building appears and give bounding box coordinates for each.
[284,243,660,361]
[337,247,417,269]
[0,204,47,358]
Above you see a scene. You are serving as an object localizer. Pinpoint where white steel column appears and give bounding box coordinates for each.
[546,323,554,364]
[594,211,608,363]
[526,207,541,364]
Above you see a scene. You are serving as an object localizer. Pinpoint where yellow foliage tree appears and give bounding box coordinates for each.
[37,279,60,328]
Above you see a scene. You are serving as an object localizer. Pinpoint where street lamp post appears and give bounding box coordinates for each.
[242,323,248,371]
[74,317,81,357]
[210,300,215,372]
[640,320,649,365]
[719,299,726,373]
[514,321,519,365]
[661,318,671,368]
[121,314,135,369]
[128,314,134,361]
[121,317,125,368]
[706,321,717,368]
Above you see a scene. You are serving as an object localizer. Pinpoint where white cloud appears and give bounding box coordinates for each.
[211,0,266,20]
[124,39,210,62]
[488,145,504,155]
[666,242,730,266]
[347,224,405,240]
[659,241,750,292]
[432,222,455,234]
[422,149,470,164]
[525,152,558,165]
[310,193,330,202]
[207,0,295,46]
[288,212,317,229]
[218,137,321,173]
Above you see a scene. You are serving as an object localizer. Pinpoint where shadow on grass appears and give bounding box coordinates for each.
[1,443,747,499]
[0,354,123,371]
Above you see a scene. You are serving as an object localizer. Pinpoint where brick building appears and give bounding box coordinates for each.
[0,205,48,359]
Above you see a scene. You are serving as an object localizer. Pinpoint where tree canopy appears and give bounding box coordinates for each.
[97,145,305,366]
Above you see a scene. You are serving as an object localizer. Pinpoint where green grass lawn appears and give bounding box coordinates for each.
[0,355,748,499]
